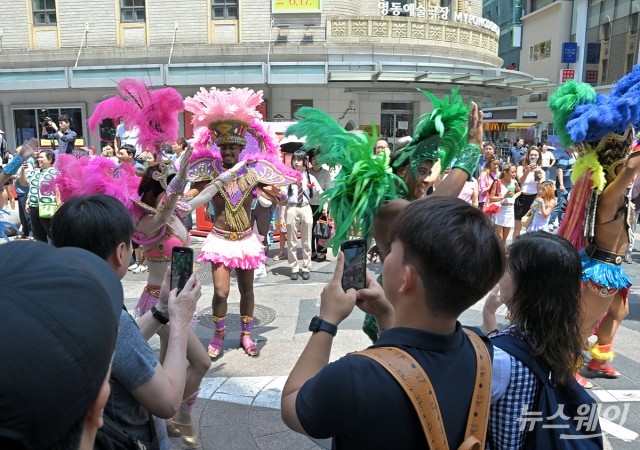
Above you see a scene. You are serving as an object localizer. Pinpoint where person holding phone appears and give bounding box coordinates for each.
[281,197,504,449]
[514,147,545,239]
[51,194,203,450]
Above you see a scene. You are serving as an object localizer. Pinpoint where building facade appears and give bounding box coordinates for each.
[491,0,640,147]
[0,0,549,150]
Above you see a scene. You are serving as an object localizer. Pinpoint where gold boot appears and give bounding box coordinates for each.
[167,413,200,448]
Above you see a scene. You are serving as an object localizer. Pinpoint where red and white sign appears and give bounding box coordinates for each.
[585,70,599,84]
[560,69,575,83]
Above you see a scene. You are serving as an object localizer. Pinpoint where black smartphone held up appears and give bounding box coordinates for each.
[341,238,368,291]
[170,246,194,293]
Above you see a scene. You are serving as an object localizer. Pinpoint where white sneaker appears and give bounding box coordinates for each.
[133,264,148,274]
[254,264,267,279]
[128,263,139,271]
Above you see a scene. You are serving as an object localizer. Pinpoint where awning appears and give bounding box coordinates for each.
[507,122,538,129]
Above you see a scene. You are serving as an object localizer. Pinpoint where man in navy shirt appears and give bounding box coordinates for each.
[548,146,579,230]
[509,138,525,165]
[42,114,77,154]
[281,197,504,449]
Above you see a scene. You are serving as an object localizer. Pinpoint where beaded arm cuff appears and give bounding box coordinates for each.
[2,156,24,175]
[452,144,481,179]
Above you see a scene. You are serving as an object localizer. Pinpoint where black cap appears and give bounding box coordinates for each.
[0,241,123,450]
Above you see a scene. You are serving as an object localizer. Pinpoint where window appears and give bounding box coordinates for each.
[531,0,554,11]
[121,0,145,23]
[529,40,552,62]
[601,58,609,84]
[627,53,636,73]
[13,107,83,146]
[630,13,639,34]
[291,100,313,119]
[212,0,238,19]
[32,0,56,26]
[527,92,548,103]
[601,21,611,41]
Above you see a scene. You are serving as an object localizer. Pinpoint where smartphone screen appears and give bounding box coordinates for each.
[170,247,194,292]
[341,239,367,291]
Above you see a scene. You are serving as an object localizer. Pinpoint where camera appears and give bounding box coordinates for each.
[40,116,53,127]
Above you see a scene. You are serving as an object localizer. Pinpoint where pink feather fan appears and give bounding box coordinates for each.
[51,154,142,218]
[88,78,184,154]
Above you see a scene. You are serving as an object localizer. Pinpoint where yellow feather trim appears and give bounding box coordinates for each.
[589,342,615,362]
[571,149,606,191]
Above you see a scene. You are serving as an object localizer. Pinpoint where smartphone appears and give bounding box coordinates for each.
[170,247,194,293]
[341,239,368,291]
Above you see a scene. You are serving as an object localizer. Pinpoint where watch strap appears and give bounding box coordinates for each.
[151,306,169,325]
[310,316,337,336]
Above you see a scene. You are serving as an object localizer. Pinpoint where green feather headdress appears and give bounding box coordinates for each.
[547,79,596,148]
[393,87,470,176]
[286,108,404,254]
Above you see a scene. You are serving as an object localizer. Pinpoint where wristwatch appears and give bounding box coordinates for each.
[309,316,337,337]
[151,306,169,325]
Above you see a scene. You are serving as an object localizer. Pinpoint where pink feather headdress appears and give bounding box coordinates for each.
[50,154,144,219]
[185,87,264,128]
[88,78,184,154]
[184,87,264,147]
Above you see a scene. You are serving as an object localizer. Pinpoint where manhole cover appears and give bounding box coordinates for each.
[197,303,276,330]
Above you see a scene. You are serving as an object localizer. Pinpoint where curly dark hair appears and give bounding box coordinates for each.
[138,162,173,206]
[506,232,584,385]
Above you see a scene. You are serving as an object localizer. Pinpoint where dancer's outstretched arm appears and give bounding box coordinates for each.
[137,147,193,236]
[188,160,246,211]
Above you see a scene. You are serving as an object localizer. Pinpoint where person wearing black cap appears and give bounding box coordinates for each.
[0,241,124,450]
[50,194,202,450]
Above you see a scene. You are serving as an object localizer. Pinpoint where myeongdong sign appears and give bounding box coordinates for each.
[378,2,500,36]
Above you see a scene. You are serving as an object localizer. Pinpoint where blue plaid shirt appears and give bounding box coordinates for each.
[488,333,539,449]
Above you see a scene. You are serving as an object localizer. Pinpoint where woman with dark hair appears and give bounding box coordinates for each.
[514,147,546,238]
[308,149,332,261]
[133,148,243,447]
[20,150,56,242]
[171,137,189,165]
[286,150,323,280]
[489,232,586,446]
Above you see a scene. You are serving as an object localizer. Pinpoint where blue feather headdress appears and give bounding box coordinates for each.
[563,65,640,144]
